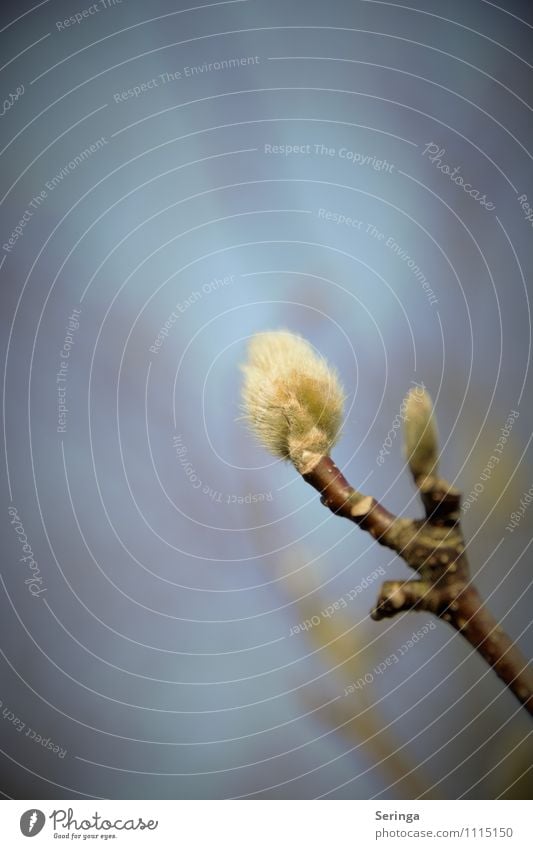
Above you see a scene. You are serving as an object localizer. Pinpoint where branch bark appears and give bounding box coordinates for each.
[303,456,533,716]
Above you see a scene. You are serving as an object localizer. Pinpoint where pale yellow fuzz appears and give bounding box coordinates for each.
[241,331,345,472]
[403,386,439,479]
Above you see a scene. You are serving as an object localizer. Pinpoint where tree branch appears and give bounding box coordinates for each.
[302,456,533,716]
[240,333,532,717]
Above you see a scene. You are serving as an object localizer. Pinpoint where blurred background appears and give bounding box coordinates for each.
[0,0,532,799]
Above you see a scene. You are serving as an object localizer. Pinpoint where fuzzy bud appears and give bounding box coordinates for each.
[403,386,439,479]
[241,331,345,473]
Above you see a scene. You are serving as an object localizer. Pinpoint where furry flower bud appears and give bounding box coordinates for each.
[403,386,439,479]
[241,331,345,473]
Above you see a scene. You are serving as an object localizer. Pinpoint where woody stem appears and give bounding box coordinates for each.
[302,455,533,716]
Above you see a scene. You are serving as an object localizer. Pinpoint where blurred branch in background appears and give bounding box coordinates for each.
[281,557,433,798]
[487,728,533,800]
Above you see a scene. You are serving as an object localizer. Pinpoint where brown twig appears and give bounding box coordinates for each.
[303,456,533,716]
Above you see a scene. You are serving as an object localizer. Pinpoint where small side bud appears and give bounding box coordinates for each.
[240,330,345,473]
[403,386,439,479]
